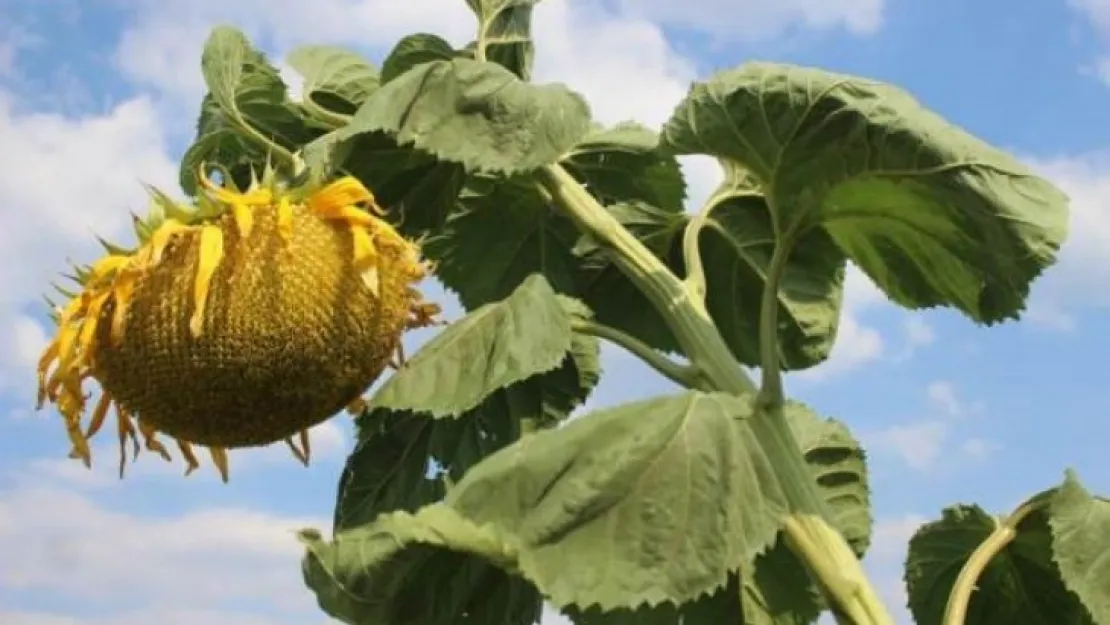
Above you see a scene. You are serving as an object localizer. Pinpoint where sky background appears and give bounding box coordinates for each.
[0,0,1108,624]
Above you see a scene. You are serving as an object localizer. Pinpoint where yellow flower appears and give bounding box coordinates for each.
[36,170,440,482]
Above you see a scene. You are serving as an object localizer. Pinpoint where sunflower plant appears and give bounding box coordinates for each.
[34,1,1110,624]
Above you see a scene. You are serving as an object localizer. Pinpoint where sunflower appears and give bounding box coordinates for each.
[35,167,440,482]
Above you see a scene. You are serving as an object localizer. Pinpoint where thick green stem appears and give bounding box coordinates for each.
[536,163,893,625]
[756,239,791,410]
[571,318,709,390]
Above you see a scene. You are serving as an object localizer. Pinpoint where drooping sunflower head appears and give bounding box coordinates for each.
[36,167,440,482]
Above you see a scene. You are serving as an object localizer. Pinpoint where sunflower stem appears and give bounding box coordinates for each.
[535,162,895,625]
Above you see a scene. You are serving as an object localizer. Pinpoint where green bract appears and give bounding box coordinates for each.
[174,4,1103,625]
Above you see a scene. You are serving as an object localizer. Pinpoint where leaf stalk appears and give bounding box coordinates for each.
[942,489,1056,625]
[570,318,708,390]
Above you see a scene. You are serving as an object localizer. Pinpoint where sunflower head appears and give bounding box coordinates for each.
[36,168,440,482]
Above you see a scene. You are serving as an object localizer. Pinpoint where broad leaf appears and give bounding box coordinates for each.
[786,401,871,554]
[304,129,466,237]
[662,62,1069,324]
[697,168,844,369]
[380,33,459,84]
[561,575,744,625]
[562,122,686,212]
[905,504,1093,625]
[447,391,786,610]
[373,273,574,417]
[302,392,789,618]
[286,44,379,114]
[466,0,540,80]
[184,27,318,193]
[741,401,870,625]
[334,57,592,175]
[333,296,600,531]
[1049,471,1110,624]
[424,175,580,308]
[302,508,543,625]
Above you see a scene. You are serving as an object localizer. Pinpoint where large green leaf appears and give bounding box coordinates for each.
[302,507,544,625]
[183,26,319,194]
[304,129,466,237]
[379,33,459,84]
[1049,471,1110,624]
[662,62,1069,324]
[333,296,600,532]
[466,0,540,80]
[333,57,592,175]
[286,44,379,114]
[303,391,789,619]
[740,401,870,625]
[562,122,686,212]
[373,274,573,417]
[424,175,581,308]
[905,504,1093,625]
[561,575,744,625]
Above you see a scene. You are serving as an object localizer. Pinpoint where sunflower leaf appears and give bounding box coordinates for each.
[301,507,544,625]
[184,27,320,194]
[662,62,1069,324]
[905,503,1093,625]
[304,391,789,620]
[372,274,575,418]
[1049,471,1110,624]
[380,33,460,84]
[466,0,540,80]
[333,57,592,175]
[334,296,599,531]
[285,45,380,115]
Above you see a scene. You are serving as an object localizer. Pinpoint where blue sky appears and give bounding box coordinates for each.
[0,1,1108,624]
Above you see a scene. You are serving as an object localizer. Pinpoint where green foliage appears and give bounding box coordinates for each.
[905,472,1109,625]
[173,6,1095,625]
[285,44,380,115]
[371,274,575,417]
[662,62,1068,325]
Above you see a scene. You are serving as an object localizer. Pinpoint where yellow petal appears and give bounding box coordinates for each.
[76,292,109,362]
[87,255,129,282]
[230,201,253,239]
[35,340,60,408]
[85,392,112,439]
[148,219,189,266]
[276,196,294,244]
[309,177,381,215]
[176,439,200,476]
[189,226,225,338]
[110,271,139,345]
[209,446,230,483]
[64,412,92,469]
[299,428,311,465]
[115,404,139,479]
[285,436,308,466]
[199,170,272,207]
[309,202,381,229]
[138,418,172,461]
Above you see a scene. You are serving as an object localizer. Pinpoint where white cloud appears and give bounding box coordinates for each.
[868,419,948,471]
[0,484,326,611]
[615,0,884,42]
[926,381,961,418]
[1021,155,1110,327]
